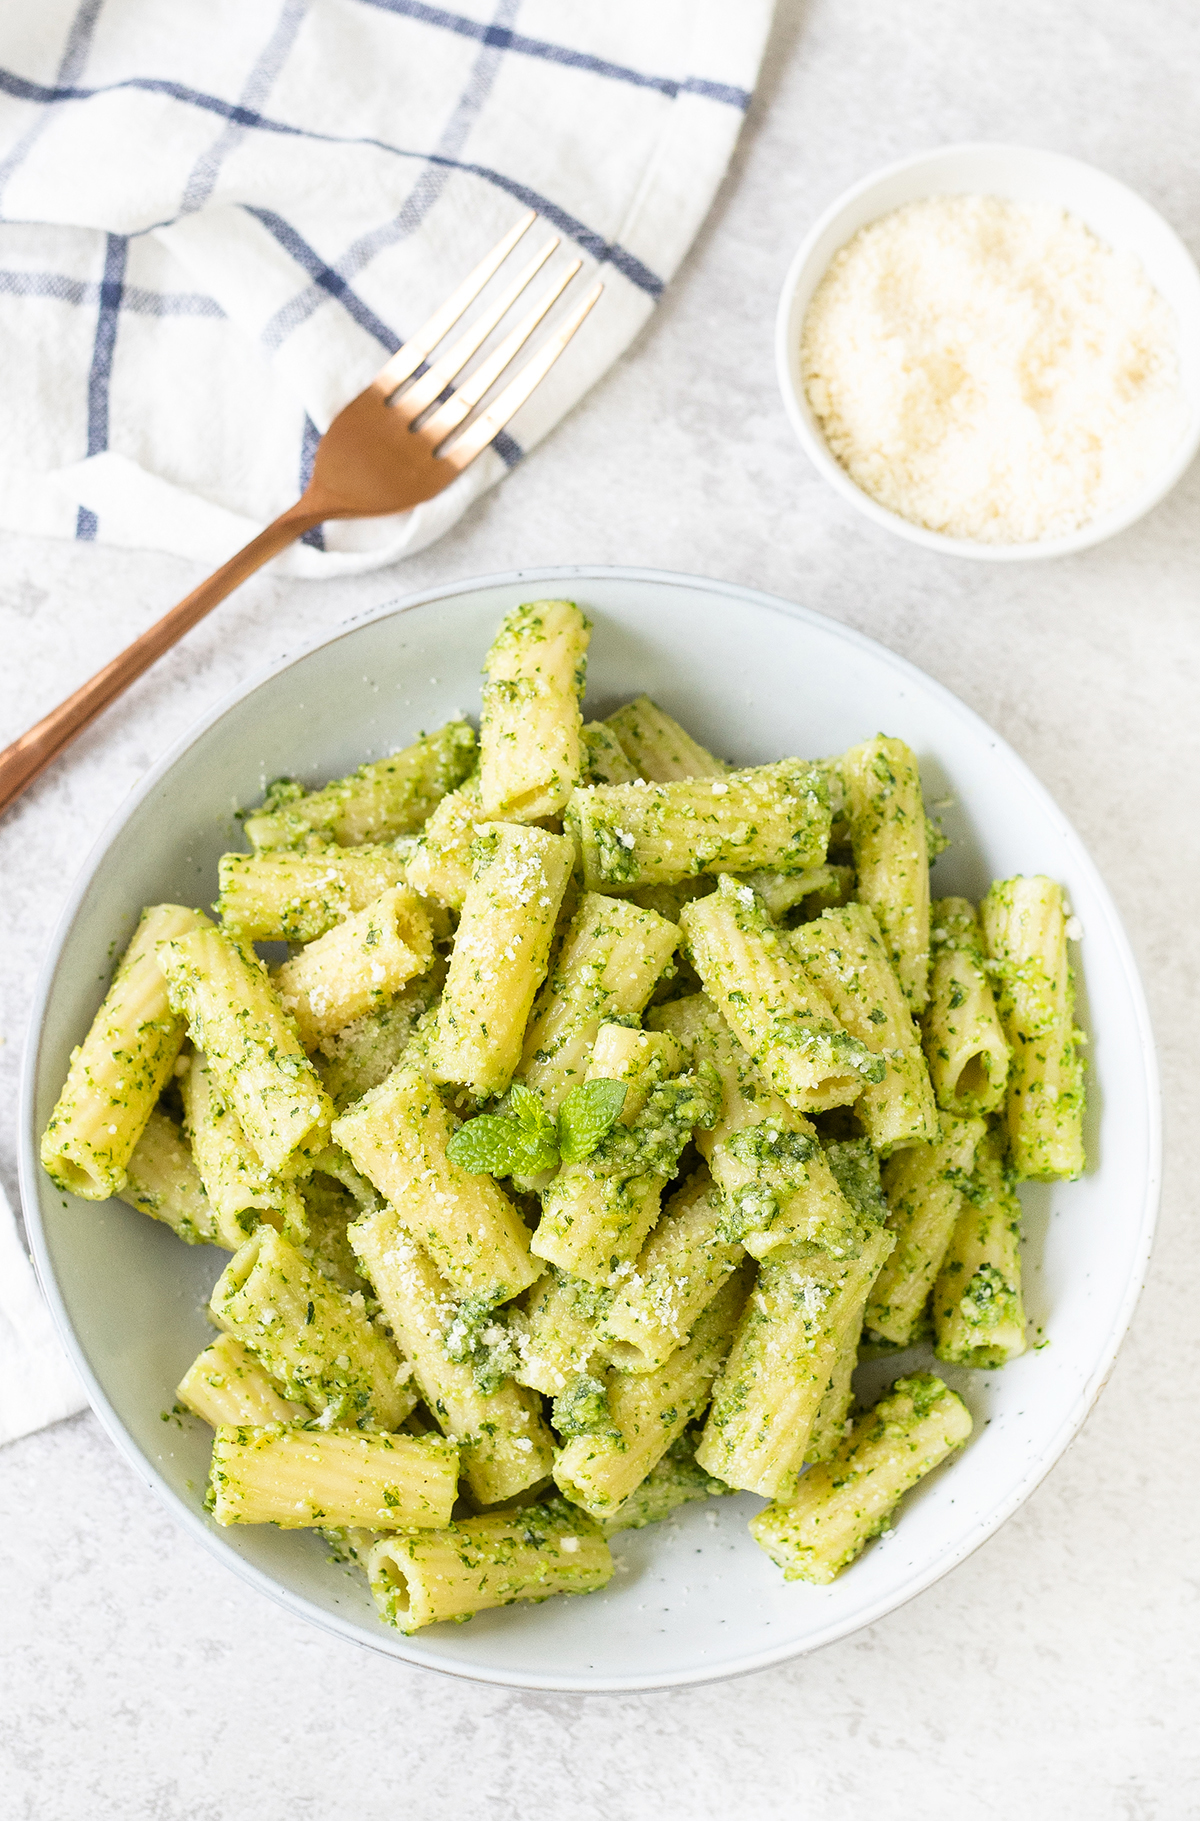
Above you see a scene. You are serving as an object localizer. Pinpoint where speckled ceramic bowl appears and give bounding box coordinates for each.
[20,566,1160,1689]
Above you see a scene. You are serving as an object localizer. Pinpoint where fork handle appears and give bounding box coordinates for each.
[0,502,324,817]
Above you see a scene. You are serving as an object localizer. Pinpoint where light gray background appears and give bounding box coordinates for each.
[3,2,1197,1816]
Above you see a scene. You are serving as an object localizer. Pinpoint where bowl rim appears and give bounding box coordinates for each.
[774,139,1200,562]
[18,562,1162,1691]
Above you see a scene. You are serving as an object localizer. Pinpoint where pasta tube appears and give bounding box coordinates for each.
[681,878,883,1113]
[181,1051,306,1250]
[604,695,726,781]
[532,1065,719,1285]
[652,994,861,1260]
[403,771,483,911]
[804,1326,858,1464]
[429,823,575,1097]
[737,863,854,923]
[509,1269,612,1395]
[863,1112,987,1346]
[40,904,212,1199]
[208,1424,459,1529]
[177,1334,308,1426]
[367,1500,611,1633]
[586,1025,684,1114]
[569,760,832,892]
[159,926,334,1176]
[601,1166,743,1373]
[922,897,1010,1116]
[312,961,445,1112]
[841,735,931,1011]
[350,1207,554,1504]
[791,902,938,1152]
[695,1227,895,1499]
[580,720,640,786]
[118,1106,218,1246]
[933,1128,1027,1367]
[217,846,408,943]
[244,719,477,851]
[749,1374,972,1582]
[479,599,590,820]
[597,1434,732,1535]
[273,886,433,1050]
[210,1227,416,1431]
[518,893,680,1108]
[980,876,1086,1179]
[626,876,715,924]
[296,1166,375,1294]
[554,1270,748,1516]
[333,1066,537,1303]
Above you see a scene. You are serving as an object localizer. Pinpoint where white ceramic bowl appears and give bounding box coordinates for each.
[776,142,1200,560]
[20,566,1159,1690]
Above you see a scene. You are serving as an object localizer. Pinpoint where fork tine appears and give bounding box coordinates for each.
[437,280,604,472]
[421,259,584,443]
[394,237,560,420]
[371,209,536,397]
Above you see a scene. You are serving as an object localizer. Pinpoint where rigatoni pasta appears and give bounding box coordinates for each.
[750,1374,972,1582]
[429,822,575,1096]
[605,694,726,781]
[681,877,883,1113]
[244,719,476,851]
[932,1126,1028,1367]
[479,600,590,820]
[368,1500,611,1633]
[159,926,334,1176]
[41,595,1089,1629]
[518,893,680,1108]
[841,735,932,1011]
[210,1227,415,1432]
[333,1065,537,1303]
[923,897,1010,1116]
[218,845,409,943]
[790,902,938,1153]
[274,885,433,1049]
[118,1106,218,1246]
[177,1334,308,1427]
[208,1424,459,1529]
[569,759,831,891]
[40,903,212,1199]
[349,1205,555,1506]
[981,875,1086,1179]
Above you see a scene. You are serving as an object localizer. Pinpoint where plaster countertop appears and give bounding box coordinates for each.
[2,3,1198,1816]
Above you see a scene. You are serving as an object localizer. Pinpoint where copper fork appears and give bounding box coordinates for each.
[0,210,601,815]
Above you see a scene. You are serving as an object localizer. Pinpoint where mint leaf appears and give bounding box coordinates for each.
[447,1116,539,1179]
[557,1079,628,1164]
[508,1080,557,1146]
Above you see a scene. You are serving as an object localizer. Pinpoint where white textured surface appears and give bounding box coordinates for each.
[3,1,1198,1814]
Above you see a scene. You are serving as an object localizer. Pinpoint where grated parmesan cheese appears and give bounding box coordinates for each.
[801,194,1187,543]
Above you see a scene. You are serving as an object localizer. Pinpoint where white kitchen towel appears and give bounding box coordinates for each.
[0,1178,88,1446]
[0,0,774,577]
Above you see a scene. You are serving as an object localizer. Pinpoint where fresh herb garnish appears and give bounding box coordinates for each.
[446,1078,628,1179]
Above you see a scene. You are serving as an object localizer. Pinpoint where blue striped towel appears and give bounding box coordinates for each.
[0,0,774,576]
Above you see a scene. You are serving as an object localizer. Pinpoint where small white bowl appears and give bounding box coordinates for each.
[776,142,1200,560]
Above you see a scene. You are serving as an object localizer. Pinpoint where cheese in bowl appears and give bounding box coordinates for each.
[800,193,1187,546]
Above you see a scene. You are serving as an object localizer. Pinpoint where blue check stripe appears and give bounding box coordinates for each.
[0,66,666,299]
[246,207,403,348]
[354,0,752,109]
[0,268,223,316]
[74,230,128,542]
[86,233,127,456]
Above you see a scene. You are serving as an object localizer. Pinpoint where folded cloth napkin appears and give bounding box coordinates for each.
[0,0,774,576]
[0,1177,87,1446]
